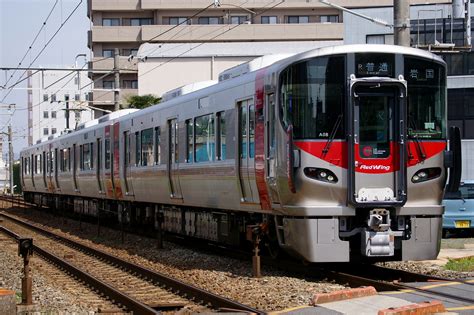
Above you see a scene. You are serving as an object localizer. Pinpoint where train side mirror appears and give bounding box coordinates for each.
[446,126,462,193]
[18,238,33,258]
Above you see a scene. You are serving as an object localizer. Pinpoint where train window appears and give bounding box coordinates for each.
[186,120,193,163]
[80,145,84,170]
[154,127,161,165]
[195,114,215,162]
[280,55,345,139]
[405,56,446,140]
[135,132,141,166]
[61,149,69,172]
[124,131,131,166]
[50,151,54,173]
[83,143,92,170]
[141,128,153,166]
[240,105,248,159]
[249,105,255,158]
[90,143,94,169]
[68,148,71,171]
[217,111,226,160]
[105,139,111,169]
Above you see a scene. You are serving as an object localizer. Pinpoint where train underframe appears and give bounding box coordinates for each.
[22,192,442,263]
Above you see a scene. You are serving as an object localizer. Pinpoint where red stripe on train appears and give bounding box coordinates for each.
[295,141,446,173]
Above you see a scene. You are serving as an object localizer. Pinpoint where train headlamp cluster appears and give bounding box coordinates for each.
[411,167,441,183]
[304,167,338,183]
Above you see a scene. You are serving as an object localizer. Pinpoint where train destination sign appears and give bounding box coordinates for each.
[355,53,394,77]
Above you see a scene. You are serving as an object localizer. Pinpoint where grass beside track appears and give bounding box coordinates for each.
[445,256,474,272]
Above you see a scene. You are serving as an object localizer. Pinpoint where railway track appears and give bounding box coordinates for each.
[0,210,260,314]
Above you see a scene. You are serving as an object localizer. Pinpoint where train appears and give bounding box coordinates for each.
[20,44,461,263]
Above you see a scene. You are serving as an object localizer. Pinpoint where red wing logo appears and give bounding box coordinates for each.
[362,146,373,157]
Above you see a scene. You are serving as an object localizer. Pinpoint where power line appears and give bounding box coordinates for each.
[1,0,84,103]
[2,0,59,88]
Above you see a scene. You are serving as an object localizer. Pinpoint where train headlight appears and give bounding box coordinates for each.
[304,167,338,184]
[411,167,441,183]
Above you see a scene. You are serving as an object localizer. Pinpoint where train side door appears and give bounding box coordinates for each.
[238,99,259,203]
[350,84,407,206]
[123,130,134,195]
[265,93,280,203]
[168,118,182,199]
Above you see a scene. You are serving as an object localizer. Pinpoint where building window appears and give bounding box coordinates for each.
[43,94,48,102]
[64,94,69,101]
[288,16,309,24]
[140,128,153,166]
[52,128,57,134]
[103,81,115,89]
[75,111,81,119]
[320,15,339,23]
[198,17,221,24]
[186,119,193,163]
[194,114,215,162]
[261,16,277,24]
[130,18,153,26]
[103,49,114,58]
[366,34,386,44]
[102,18,120,26]
[123,80,138,89]
[43,128,49,136]
[169,17,189,25]
[154,127,161,165]
[75,94,80,101]
[230,16,248,24]
[43,111,49,119]
[51,94,56,102]
[51,111,56,118]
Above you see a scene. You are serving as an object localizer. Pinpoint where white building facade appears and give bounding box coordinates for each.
[27,69,94,145]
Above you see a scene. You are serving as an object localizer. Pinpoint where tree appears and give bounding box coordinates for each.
[126,94,161,109]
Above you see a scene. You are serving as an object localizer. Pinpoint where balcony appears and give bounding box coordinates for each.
[91,26,141,43]
[91,0,140,11]
[92,88,138,106]
[141,23,343,42]
[91,57,138,74]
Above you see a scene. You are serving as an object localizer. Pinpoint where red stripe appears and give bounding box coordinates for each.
[254,69,271,210]
[295,141,446,173]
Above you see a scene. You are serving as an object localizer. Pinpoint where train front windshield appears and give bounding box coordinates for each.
[279,53,446,140]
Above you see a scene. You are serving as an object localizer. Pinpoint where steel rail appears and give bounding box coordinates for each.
[0,225,158,315]
[0,211,261,314]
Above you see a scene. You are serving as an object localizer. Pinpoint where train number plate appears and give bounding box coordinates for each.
[455,220,470,228]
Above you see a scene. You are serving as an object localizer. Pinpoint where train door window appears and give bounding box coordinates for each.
[60,150,64,172]
[135,132,140,166]
[68,148,71,171]
[154,127,161,165]
[141,128,153,166]
[185,119,193,163]
[42,152,46,174]
[124,131,130,166]
[240,104,248,159]
[268,93,276,157]
[80,145,84,170]
[90,143,94,169]
[249,104,255,158]
[97,138,102,191]
[105,139,111,169]
[83,143,91,170]
[216,111,226,160]
[194,114,215,162]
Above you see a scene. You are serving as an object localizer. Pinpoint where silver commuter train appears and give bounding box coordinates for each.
[20,44,461,262]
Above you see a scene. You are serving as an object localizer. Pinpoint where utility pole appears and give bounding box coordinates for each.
[114,48,120,111]
[394,0,411,47]
[65,95,70,130]
[8,124,13,195]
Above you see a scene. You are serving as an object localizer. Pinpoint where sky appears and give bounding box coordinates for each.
[0,0,89,157]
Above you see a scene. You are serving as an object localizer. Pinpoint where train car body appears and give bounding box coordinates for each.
[20,45,457,262]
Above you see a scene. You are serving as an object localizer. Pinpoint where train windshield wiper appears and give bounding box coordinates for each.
[408,115,426,160]
[322,114,343,156]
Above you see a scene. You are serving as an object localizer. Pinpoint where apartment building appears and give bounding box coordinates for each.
[87,0,449,111]
[27,69,94,146]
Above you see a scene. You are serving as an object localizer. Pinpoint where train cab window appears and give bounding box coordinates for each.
[280,55,345,139]
[405,57,446,140]
[195,114,215,162]
[154,127,161,165]
[105,139,111,169]
[135,132,141,166]
[217,111,226,160]
[186,120,193,163]
[141,128,153,166]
